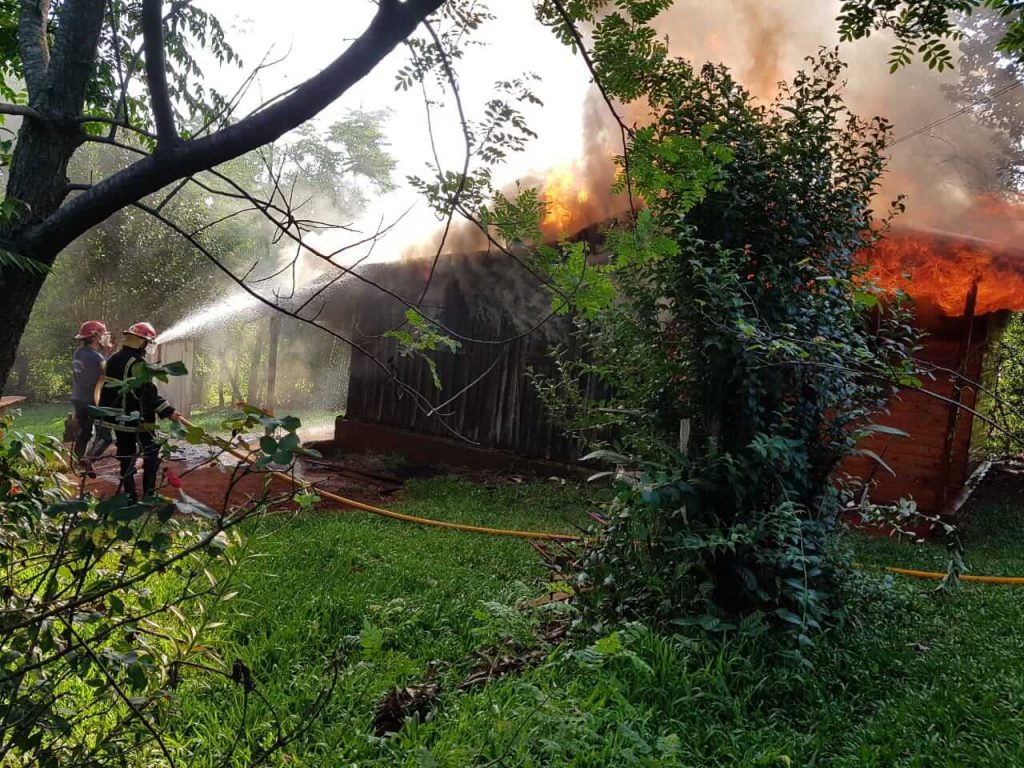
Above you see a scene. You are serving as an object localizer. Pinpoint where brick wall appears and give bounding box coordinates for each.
[840,315,989,514]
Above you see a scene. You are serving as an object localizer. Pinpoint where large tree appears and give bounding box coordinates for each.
[0,0,443,391]
[837,0,1024,69]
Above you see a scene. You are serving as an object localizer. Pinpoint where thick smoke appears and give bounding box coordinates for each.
[570,0,1024,246]
[397,1,1024,293]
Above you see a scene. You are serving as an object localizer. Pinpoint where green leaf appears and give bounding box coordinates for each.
[860,423,908,438]
[174,492,219,520]
[852,448,897,477]
[853,290,879,308]
[775,608,803,625]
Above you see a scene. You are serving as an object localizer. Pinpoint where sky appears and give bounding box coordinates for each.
[196,0,595,263]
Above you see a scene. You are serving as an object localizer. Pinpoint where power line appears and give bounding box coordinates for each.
[889,80,1022,146]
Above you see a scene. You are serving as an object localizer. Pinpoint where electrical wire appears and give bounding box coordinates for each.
[890,80,1021,146]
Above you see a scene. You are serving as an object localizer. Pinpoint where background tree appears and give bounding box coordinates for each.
[837,0,1024,69]
[0,0,444,391]
[945,9,1024,190]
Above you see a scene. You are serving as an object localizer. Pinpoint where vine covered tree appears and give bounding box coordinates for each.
[520,0,921,639]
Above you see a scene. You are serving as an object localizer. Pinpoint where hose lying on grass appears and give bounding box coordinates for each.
[179,416,579,543]
[176,417,1024,580]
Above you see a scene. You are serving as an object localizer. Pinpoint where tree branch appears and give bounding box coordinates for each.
[0,102,47,121]
[130,199,475,443]
[20,0,446,256]
[141,0,177,145]
[17,0,51,100]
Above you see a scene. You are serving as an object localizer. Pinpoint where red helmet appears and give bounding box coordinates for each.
[125,322,158,342]
[74,320,108,340]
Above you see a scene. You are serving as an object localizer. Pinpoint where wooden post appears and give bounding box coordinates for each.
[939,280,979,511]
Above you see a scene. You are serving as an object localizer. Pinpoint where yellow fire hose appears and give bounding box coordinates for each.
[178,416,579,543]
[866,565,1024,585]
[175,418,1024,580]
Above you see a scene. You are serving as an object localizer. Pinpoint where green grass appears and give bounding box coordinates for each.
[6,402,69,439]
[185,405,337,436]
[6,403,336,440]
[158,477,1024,767]
[166,477,593,766]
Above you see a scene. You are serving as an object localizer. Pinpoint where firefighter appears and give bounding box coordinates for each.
[99,322,180,500]
[70,320,112,467]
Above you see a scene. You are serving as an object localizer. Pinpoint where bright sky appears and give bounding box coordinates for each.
[196,1,594,261]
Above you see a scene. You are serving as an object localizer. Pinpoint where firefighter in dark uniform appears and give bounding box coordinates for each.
[99,322,180,500]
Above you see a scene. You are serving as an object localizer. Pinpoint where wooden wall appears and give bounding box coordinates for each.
[342,253,599,463]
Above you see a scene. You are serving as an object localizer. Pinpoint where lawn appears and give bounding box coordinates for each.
[6,402,69,438]
[6,402,337,440]
[156,475,1024,767]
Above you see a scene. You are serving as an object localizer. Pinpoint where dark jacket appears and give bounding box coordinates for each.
[100,347,175,425]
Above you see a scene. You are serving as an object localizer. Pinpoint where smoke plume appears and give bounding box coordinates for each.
[570,0,1024,246]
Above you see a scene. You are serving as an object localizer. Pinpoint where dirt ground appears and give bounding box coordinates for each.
[73,437,543,513]
[76,439,422,512]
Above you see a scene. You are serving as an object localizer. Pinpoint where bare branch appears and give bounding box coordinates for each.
[546,0,639,224]
[416,18,472,305]
[0,102,46,120]
[77,113,158,142]
[130,199,475,442]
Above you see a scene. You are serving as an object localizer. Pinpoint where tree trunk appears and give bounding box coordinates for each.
[265,314,281,410]
[0,269,49,395]
[247,335,263,405]
[12,352,29,395]
[219,351,242,403]
[0,118,91,391]
[0,0,107,391]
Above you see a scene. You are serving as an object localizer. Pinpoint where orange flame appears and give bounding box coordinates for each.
[863,232,1024,316]
[541,164,590,235]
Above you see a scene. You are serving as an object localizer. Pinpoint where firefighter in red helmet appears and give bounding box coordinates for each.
[71,320,112,468]
[98,322,180,500]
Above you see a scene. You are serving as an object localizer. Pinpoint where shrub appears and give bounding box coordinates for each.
[529,3,920,640]
[0,359,322,765]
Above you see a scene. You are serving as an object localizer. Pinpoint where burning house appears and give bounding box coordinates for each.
[336,231,1022,515]
[152,0,1024,511]
[152,213,1024,511]
[843,228,1024,515]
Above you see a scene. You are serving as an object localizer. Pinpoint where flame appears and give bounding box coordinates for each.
[863,232,1024,316]
[541,163,590,234]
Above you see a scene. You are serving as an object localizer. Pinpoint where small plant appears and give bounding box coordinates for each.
[0,363,325,764]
